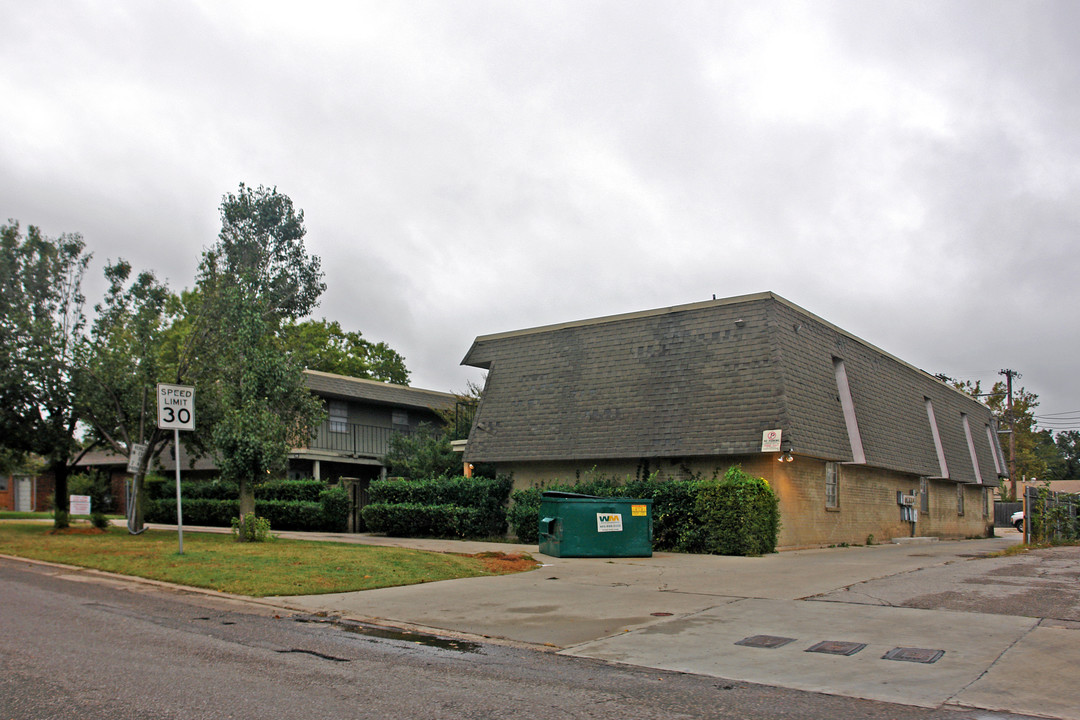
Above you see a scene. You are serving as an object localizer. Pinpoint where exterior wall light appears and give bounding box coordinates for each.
[779,451,794,463]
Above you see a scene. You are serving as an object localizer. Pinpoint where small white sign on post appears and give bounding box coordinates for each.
[761,429,783,453]
[70,495,91,516]
[127,443,147,474]
[157,383,195,555]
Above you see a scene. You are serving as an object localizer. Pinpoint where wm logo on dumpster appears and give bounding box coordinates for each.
[596,513,623,532]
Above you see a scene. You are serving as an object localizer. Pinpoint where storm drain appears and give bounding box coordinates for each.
[734,635,797,649]
[882,647,945,664]
[805,640,867,656]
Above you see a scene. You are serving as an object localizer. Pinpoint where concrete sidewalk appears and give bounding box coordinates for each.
[259,528,1079,720]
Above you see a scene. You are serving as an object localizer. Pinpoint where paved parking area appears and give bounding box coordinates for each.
[159,525,1080,719]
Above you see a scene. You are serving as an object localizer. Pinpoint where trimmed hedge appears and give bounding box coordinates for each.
[144,478,351,532]
[696,466,780,555]
[319,485,349,533]
[508,467,779,555]
[361,503,487,538]
[147,498,238,527]
[363,475,512,539]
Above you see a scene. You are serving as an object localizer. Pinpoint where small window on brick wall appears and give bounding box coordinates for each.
[956,483,965,516]
[920,477,929,513]
[825,462,840,509]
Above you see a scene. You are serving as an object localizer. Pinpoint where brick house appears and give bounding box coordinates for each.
[0,471,53,513]
[461,292,1005,548]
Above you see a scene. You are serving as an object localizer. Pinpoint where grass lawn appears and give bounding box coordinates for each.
[0,521,537,597]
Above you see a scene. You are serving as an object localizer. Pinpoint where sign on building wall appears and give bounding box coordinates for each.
[761,429,783,452]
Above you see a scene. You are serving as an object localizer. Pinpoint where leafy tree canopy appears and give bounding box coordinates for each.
[945,374,1071,489]
[280,318,409,385]
[194,185,327,521]
[1056,430,1080,480]
[0,221,91,519]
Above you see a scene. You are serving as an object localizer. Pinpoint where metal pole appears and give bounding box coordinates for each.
[175,428,183,554]
[1000,369,1018,500]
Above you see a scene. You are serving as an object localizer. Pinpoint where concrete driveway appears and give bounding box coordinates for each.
[270,529,1080,720]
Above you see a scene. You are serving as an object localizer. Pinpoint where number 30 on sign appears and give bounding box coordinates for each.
[157,383,195,431]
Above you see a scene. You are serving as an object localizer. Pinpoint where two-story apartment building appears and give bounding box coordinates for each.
[38,370,458,520]
[294,370,457,483]
[461,292,1006,548]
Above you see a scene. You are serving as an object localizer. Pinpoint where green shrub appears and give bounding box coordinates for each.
[508,467,776,555]
[90,511,111,530]
[508,487,545,544]
[254,500,323,531]
[258,478,324,503]
[695,466,780,556]
[68,470,115,513]
[144,479,349,533]
[186,478,239,500]
[367,475,512,538]
[143,473,171,500]
[642,479,707,552]
[384,424,461,480]
[231,513,273,542]
[361,502,481,537]
[52,509,70,529]
[146,498,239,526]
[319,485,350,532]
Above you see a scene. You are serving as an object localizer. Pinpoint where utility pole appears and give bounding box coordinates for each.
[999,368,1020,500]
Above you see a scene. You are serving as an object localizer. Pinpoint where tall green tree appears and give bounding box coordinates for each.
[942,375,1071,495]
[280,318,409,384]
[1054,430,1080,480]
[77,260,182,530]
[983,382,1066,490]
[0,221,91,524]
[195,184,326,526]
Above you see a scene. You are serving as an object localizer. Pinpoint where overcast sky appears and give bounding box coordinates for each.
[2,1,1078,431]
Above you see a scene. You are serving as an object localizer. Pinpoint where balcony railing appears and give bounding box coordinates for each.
[305,420,412,458]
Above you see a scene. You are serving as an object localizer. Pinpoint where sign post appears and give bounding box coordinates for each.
[157,384,195,554]
[126,442,148,532]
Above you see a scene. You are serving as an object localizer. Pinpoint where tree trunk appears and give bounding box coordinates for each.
[130,472,145,532]
[51,459,70,528]
[237,477,255,540]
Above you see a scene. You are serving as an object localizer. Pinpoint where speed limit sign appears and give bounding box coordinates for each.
[157,384,195,431]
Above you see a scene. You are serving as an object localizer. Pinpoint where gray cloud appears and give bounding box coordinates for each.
[2,0,1076,419]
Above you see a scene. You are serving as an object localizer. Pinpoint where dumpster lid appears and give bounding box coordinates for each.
[540,491,603,499]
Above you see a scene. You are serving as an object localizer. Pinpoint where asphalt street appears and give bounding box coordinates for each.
[0,556,1038,720]
[4,522,1076,719]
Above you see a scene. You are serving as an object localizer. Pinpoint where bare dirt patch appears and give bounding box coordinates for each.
[472,551,540,574]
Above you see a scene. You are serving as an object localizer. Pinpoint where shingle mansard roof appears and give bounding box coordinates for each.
[461,292,1005,485]
[302,370,457,414]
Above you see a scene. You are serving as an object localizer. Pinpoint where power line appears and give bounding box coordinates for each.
[1035,410,1080,419]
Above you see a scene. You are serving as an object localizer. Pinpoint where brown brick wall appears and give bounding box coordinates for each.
[500,453,993,548]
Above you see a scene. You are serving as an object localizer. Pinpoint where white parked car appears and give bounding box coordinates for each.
[1010,510,1024,532]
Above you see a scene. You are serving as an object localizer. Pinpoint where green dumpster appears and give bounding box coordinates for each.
[538,491,653,558]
